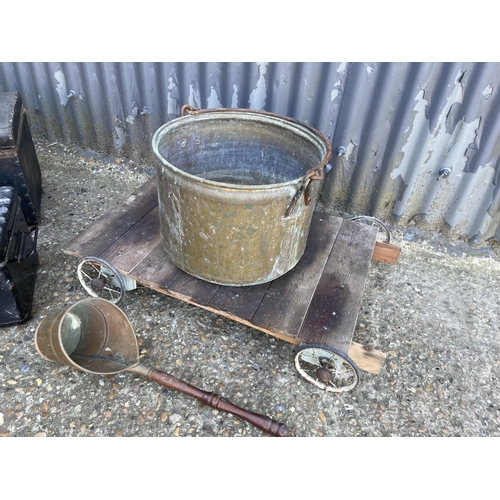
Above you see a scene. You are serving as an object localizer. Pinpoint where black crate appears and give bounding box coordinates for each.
[0,186,38,326]
[0,91,42,226]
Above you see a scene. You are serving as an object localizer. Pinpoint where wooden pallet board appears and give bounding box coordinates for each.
[298,220,378,354]
[63,178,159,259]
[62,177,398,375]
[250,215,343,339]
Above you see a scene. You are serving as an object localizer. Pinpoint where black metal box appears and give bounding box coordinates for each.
[0,91,42,226]
[0,186,38,326]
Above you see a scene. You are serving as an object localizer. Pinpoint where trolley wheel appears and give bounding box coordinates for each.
[294,344,360,393]
[77,256,126,304]
[350,215,391,243]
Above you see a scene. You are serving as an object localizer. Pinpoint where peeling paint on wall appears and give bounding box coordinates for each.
[167,75,180,119]
[249,62,268,110]
[482,85,493,99]
[3,61,500,243]
[337,62,347,74]
[54,68,69,106]
[390,69,485,232]
[188,81,201,109]
[330,80,342,101]
[390,89,429,215]
[126,102,139,124]
[207,86,222,108]
[231,84,239,108]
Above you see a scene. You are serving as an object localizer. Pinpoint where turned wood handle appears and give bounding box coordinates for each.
[147,368,288,437]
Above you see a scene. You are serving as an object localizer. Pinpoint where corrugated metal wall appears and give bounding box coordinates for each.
[1,62,500,244]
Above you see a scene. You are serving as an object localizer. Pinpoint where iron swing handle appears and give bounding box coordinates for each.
[284,168,325,217]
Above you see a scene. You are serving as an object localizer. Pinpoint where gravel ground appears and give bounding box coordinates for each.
[1,139,500,441]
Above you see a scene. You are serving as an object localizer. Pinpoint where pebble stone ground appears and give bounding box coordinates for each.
[1,139,500,447]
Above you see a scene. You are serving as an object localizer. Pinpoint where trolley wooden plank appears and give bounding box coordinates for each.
[62,177,400,375]
[250,215,343,338]
[298,220,379,354]
[63,177,159,259]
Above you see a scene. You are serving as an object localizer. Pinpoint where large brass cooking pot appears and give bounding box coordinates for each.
[152,106,331,286]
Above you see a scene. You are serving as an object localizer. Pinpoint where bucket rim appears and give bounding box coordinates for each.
[151,108,332,191]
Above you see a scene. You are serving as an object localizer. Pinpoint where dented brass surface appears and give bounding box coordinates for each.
[152,108,331,286]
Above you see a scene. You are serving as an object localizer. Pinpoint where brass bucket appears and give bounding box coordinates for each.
[34,298,288,436]
[152,106,332,286]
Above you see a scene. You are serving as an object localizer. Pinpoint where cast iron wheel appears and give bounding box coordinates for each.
[350,215,391,243]
[77,256,126,304]
[294,344,360,393]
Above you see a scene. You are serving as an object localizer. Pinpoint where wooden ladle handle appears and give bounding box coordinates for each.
[132,365,288,436]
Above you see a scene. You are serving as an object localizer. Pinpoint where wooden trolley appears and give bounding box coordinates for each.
[62,177,400,393]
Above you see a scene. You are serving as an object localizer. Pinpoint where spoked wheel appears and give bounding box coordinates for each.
[350,215,391,243]
[294,344,360,393]
[77,256,126,304]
